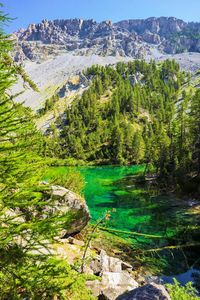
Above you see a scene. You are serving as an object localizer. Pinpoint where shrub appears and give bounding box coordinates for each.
[166,279,199,300]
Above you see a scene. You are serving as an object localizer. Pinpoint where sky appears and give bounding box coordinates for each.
[2,0,200,33]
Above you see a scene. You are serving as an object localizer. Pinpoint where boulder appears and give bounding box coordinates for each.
[3,186,90,245]
[116,283,171,300]
[68,237,85,246]
[121,261,133,272]
[101,272,138,300]
[90,259,102,275]
[89,250,133,277]
[87,250,138,300]
[87,279,102,298]
[87,272,138,300]
[43,185,90,237]
[100,250,122,273]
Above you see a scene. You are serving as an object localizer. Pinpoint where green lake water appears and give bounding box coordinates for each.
[47,165,200,281]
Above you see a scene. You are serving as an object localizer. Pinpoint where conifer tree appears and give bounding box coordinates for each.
[0,7,94,299]
[190,89,200,175]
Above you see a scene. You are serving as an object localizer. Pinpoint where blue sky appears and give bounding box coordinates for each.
[2,0,200,33]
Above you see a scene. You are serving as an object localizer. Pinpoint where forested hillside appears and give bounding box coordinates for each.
[53,60,200,194]
[1,0,200,296]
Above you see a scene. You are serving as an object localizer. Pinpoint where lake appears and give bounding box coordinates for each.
[47,165,200,285]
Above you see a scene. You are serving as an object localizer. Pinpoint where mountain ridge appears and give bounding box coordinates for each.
[13,16,200,63]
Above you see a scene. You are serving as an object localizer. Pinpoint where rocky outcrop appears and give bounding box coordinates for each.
[116,17,185,37]
[12,17,200,63]
[85,250,171,300]
[45,185,90,237]
[116,283,171,300]
[4,185,90,238]
[2,186,90,257]
[142,31,160,44]
[58,72,90,98]
[86,250,138,300]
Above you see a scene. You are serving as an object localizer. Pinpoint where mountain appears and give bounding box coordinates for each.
[10,16,200,200]
[11,17,200,128]
[13,17,200,63]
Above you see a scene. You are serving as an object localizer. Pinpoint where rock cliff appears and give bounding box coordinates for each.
[13,17,200,63]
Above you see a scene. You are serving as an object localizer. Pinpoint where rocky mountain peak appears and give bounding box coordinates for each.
[13,17,200,63]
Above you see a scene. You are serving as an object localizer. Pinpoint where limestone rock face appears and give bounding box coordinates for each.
[12,17,200,63]
[116,283,171,300]
[142,31,160,44]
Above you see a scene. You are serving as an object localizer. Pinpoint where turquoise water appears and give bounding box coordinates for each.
[78,166,196,240]
[47,165,200,277]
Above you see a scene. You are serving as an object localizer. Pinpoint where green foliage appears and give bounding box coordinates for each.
[15,64,40,92]
[170,29,200,41]
[53,58,200,193]
[0,8,95,299]
[0,255,95,300]
[166,279,200,300]
[37,94,59,116]
[48,168,85,195]
[56,60,184,166]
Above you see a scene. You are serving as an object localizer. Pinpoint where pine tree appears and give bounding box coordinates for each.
[110,124,124,164]
[0,8,94,299]
[190,89,200,175]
